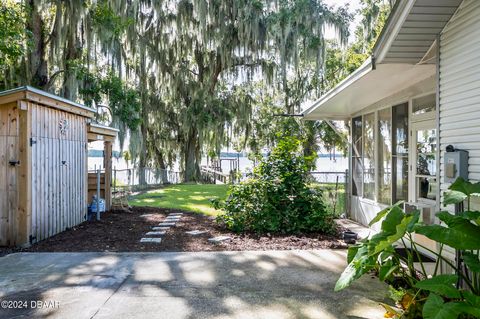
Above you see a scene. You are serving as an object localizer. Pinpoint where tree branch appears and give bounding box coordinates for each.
[45,69,65,90]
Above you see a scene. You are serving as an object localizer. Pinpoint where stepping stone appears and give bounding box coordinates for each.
[140,238,162,243]
[168,213,183,217]
[152,227,170,231]
[165,217,181,222]
[185,230,207,236]
[208,236,231,244]
[159,222,176,227]
[140,214,154,218]
[145,231,166,236]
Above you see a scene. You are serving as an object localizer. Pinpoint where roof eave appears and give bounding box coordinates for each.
[372,0,417,64]
[302,57,373,119]
[0,86,97,115]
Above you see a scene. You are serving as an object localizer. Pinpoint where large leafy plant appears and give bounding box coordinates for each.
[214,136,334,234]
[335,177,480,319]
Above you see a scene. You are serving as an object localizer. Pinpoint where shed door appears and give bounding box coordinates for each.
[59,139,87,231]
[31,136,61,241]
[0,136,18,246]
[31,137,87,242]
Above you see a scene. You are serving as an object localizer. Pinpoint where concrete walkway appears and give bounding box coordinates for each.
[0,250,388,319]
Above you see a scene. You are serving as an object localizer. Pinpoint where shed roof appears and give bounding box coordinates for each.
[87,123,118,142]
[303,0,463,120]
[0,86,96,118]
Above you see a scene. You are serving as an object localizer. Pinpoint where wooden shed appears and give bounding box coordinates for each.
[0,86,117,247]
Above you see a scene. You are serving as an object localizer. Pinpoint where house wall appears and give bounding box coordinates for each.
[439,0,480,206]
[30,102,88,243]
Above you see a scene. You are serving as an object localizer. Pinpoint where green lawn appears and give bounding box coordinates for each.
[129,184,229,216]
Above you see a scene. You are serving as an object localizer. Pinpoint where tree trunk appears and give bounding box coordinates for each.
[26,0,48,89]
[138,121,148,185]
[137,44,148,186]
[184,127,201,183]
[152,143,168,183]
[62,2,82,100]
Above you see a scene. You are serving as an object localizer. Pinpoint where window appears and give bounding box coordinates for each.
[363,113,375,200]
[392,103,408,203]
[412,94,436,115]
[378,108,392,204]
[415,128,437,201]
[352,117,363,196]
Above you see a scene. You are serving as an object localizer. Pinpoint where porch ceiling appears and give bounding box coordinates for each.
[303,0,463,120]
[303,60,435,120]
[375,0,463,64]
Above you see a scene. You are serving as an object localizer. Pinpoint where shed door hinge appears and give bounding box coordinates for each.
[30,138,37,146]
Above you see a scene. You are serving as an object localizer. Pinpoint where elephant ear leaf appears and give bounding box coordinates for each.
[461,211,480,225]
[380,205,405,234]
[443,190,467,206]
[335,246,373,291]
[423,293,464,319]
[463,252,480,273]
[415,218,480,250]
[369,202,404,227]
[448,177,480,197]
[369,206,392,227]
[415,275,460,299]
[373,215,414,255]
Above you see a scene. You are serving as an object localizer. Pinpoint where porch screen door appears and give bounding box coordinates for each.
[411,121,437,206]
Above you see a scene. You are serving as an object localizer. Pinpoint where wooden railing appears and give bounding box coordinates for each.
[200,166,231,184]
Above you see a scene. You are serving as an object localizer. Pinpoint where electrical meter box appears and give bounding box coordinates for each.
[444,150,468,183]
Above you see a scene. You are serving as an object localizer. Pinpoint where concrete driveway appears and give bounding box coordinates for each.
[0,250,388,319]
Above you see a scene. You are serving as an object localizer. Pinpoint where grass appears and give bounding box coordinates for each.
[129,182,345,217]
[129,184,229,216]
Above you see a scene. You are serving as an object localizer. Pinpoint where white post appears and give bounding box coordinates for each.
[113,167,116,194]
[97,169,101,221]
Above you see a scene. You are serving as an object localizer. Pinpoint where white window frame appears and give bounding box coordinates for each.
[409,91,439,209]
[377,105,393,205]
[349,90,437,207]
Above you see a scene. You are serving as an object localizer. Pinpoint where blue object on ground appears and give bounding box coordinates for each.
[88,195,106,220]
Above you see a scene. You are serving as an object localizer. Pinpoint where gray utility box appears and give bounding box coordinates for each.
[444,150,469,183]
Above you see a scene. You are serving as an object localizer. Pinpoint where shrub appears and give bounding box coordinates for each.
[214,136,335,234]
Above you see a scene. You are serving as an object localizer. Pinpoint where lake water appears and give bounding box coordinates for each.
[88,155,348,173]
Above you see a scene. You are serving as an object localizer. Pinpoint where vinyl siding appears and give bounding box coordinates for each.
[439,0,480,199]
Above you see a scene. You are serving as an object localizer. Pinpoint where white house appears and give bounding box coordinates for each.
[304,0,479,259]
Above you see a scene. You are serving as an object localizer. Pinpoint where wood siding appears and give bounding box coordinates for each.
[30,102,88,242]
[0,103,18,246]
[439,0,480,197]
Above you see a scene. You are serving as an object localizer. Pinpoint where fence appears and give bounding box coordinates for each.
[112,167,181,193]
[107,167,348,215]
[309,170,349,217]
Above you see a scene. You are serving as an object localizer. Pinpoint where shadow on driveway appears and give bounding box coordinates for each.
[0,250,388,319]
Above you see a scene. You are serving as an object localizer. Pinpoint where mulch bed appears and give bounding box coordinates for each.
[0,206,347,256]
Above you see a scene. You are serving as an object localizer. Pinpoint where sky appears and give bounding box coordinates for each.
[324,0,362,42]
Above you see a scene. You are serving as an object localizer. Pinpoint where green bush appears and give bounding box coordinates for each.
[214,136,335,234]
